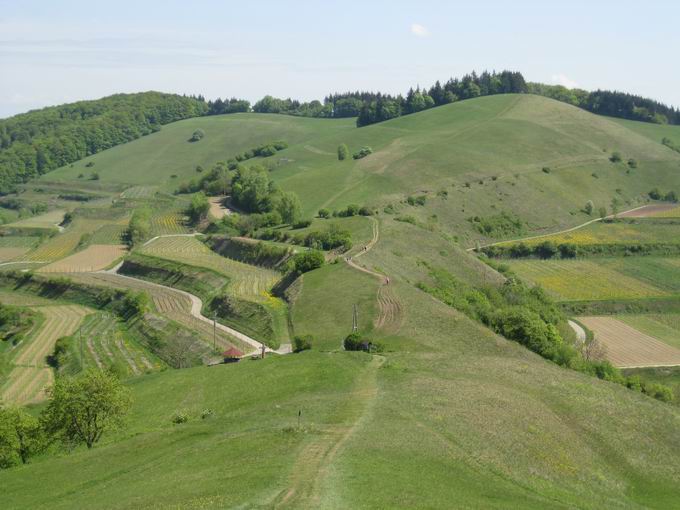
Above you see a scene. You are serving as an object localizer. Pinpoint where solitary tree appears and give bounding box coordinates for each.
[187,192,210,224]
[0,406,45,467]
[277,191,302,224]
[42,370,132,449]
[584,200,594,215]
[337,144,349,161]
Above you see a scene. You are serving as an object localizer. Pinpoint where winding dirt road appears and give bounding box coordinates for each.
[102,263,288,355]
[345,217,403,333]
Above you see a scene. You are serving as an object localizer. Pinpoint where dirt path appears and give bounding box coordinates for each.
[100,264,283,356]
[568,320,586,343]
[273,355,383,508]
[344,217,403,333]
[467,204,650,252]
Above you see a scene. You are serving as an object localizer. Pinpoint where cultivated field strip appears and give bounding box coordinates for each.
[0,247,31,262]
[37,244,127,273]
[149,210,189,235]
[579,316,680,368]
[140,236,280,302]
[1,305,91,405]
[506,259,666,301]
[619,204,680,218]
[6,209,65,229]
[62,271,251,353]
[24,231,82,262]
[77,313,157,375]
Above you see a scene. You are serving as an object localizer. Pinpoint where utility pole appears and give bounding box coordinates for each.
[213,312,217,351]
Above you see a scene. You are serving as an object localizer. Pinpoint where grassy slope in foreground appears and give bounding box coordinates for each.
[5,220,680,508]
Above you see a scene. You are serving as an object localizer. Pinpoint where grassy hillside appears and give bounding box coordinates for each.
[45,95,680,246]
[5,93,680,507]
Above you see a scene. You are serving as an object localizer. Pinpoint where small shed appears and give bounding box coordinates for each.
[223,347,244,363]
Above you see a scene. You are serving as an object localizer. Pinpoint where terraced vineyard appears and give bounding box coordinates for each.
[121,186,158,199]
[140,236,281,302]
[38,244,127,273]
[5,209,65,229]
[23,230,82,262]
[90,223,128,244]
[77,313,160,376]
[0,305,91,405]
[149,210,189,235]
[507,259,667,301]
[64,272,251,352]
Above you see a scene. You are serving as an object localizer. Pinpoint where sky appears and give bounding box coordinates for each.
[1,0,679,118]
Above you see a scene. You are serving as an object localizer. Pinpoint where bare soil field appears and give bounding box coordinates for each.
[0,247,31,262]
[579,316,680,368]
[37,244,127,273]
[618,203,678,218]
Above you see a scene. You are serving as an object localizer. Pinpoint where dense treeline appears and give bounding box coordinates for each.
[247,71,528,127]
[0,92,207,193]
[528,83,680,125]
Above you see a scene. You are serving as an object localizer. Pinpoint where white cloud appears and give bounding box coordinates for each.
[410,24,430,38]
[551,74,579,89]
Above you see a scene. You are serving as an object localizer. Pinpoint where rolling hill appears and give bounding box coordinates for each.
[3,93,680,508]
[45,94,680,246]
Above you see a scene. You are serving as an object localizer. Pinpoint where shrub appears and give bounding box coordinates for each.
[85,161,95,167]
[609,151,622,163]
[343,333,363,351]
[201,409,214,420]
[542,166,551,174]
[649,188,662,200]
[189,129,205,142]
[358,206,373,216]
[534,241,558,259]
[627,158,638,169]
[338,204,360,217]
[292,219,312,229]
[293,335,313,352]
[665,190,678,202]
[172,411,189,424]
[292,250,324,273]
[317,208,330,219]
[337,144,349,161]
[395,215,416,225]
[352,146,373,160]
[89,171,100,181]
[196,165,204,173]
[584,200,594,215]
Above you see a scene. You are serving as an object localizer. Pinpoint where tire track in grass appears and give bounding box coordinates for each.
[344,217,403,333]
[274,356,384,508]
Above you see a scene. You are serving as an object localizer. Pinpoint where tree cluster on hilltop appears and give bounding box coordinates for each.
[0,92,207,193]
[528,83,680,125]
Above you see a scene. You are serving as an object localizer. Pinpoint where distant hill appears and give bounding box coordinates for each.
[0,92,207,193]
[44,94,680,244]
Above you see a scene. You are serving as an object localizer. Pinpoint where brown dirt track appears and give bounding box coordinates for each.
[579,316,680,368]
[618,204,678,218]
